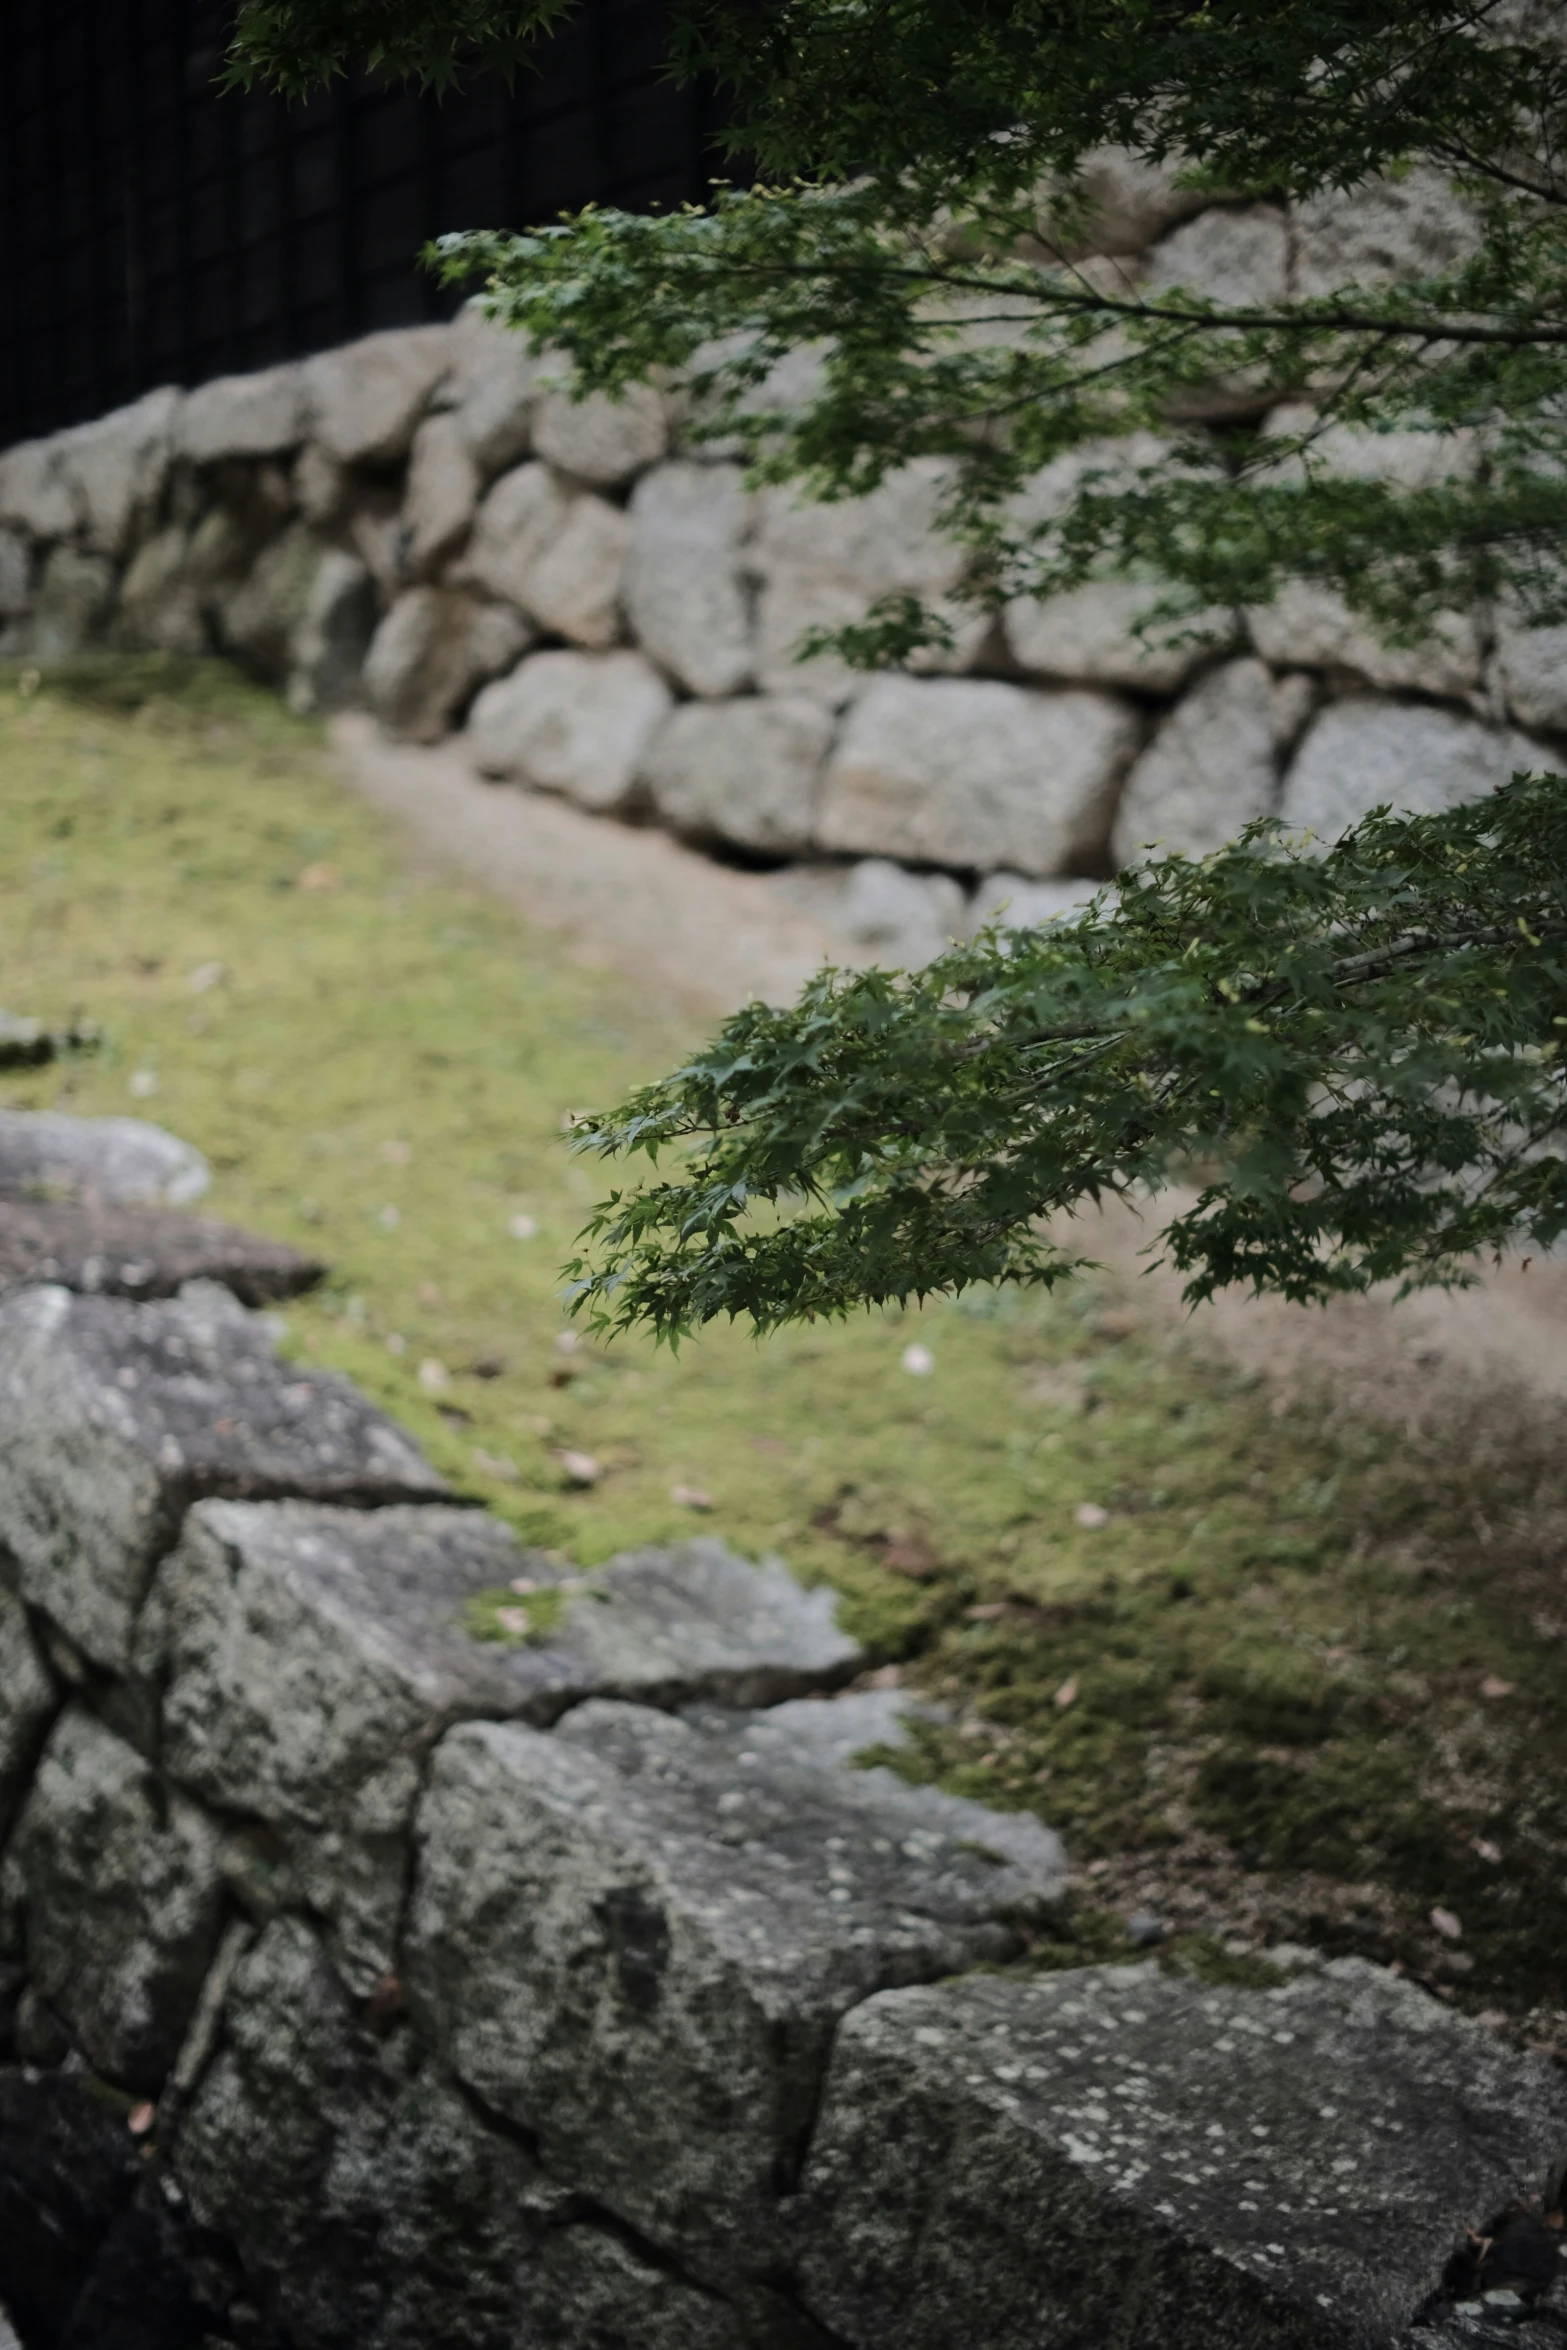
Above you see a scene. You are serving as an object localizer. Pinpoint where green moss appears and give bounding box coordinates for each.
[3,658,1566,2017]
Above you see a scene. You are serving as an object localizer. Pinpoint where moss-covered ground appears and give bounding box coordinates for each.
[4,656,1565,2038]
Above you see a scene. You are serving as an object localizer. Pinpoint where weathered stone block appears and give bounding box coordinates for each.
[1038,145,1211,256]
[1111,658,1315,866]
[1292,167,1480,300]
[1146,203,1289,306]
[178,363,305,464]
[1279,700,1550,841]
[28,545,116,656]
[0,1197,324,1306]
[283,546,379,715]
[56,387,181,558]
[819,675,1140,876]
[409,1695,1064,2284]
[532,383,668,489]
[461,460,572,609]
[1006,576,1229,692]
[2,1707,224,2090]
[795,1961,1567,2350]
[467,648,673,811]
[364,587,533,742]
[1494,602,1567,737]
[114,526,209,656]
[1251,580,1484,701]
[968,873,1106,932]
[301,327,453,466]
[775,859,967,969]
[0,1284,444,1674]
[0,1109,210,1205]
[642,695,832,854]
[0,530,29,617]
[0,1583,56,1843]
[445,306,546,474]
[0,438,75,539]
[523,493,629,647]
[625,461,754,697]
[401,411,481,577]
[754,461,986,706]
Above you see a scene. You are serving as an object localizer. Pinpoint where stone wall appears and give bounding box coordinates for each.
[2,166,1564,944]
[2,1111,1567,2350]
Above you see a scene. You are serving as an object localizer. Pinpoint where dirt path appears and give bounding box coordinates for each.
[332,715,1567,1416]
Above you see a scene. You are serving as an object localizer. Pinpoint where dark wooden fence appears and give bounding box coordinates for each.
[0,0,719,446]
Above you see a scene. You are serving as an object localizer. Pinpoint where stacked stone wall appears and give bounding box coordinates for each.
[3,161,1563,941]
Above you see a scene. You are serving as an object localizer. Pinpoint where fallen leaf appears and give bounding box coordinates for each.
[1430,1905,1463,1941]
[1075,1502,1109,1530]
[297,861,341,891]
[1480,1675,1515,1700]
[671,1483,713,1510]
[127,2102,157,2137]
[417,1358,451,1394]
[1054,1675,1079,1709]
[556,1448,601,1486]
[901,1342,935,1376]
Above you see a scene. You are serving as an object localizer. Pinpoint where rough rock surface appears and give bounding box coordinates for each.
[532,383,668,489]
[0,1197,324,1305]
[776,859,969,969]
[819,676,1140,876]
[1146,204,1290,307]
[178,362,304,464]
[460,459,570,609]
[301,328,453,466]
[0,530,29,618]
[625,462,755,697]
[0,1109,211,1205]
[0,1584,55,1842]
[1494,604,1567,736]
[1111,658,1315,864]
[1291,167,1480,300]
[0,438,75,538]
[969,873,1108,931]
[3,1706,225,2089]
[797,1961,1567,2350]
[642,695,832,853]
[400,412,481,577]
[468,648,673,811]
[522,492,629,648]
[116,526,209,656]
[409,1696,1064,2284]
[58,387,181,558]
[1280,700,1549,839]
[443,308,544,475]
[28,544,116,655]
[0,1284,444,1673]
[1006,575,1228,692]
[364,587,533,742]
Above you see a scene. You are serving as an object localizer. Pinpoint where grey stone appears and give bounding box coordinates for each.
[445,306,546,474]
[532,382,668,490]
[3,1707,224,2090]
[523,493,629,648]
[467,648,673,811]
[0,2297,17,2350]
[969,873,1108,932]
[364,587,533,742]
[775,858,968,969]
[1006,575,1230,692]
[0,437,75,539]
[1111,658,1316,865]
[293,440,353,527]
[1146,203,1290,307]
[408,1698,1064,2283]
[0,1582,56,1842]
[796,1960,1567,2350]
[625,462,754,697]
[818,675,1141,876]
[178,363,305,463]
[461,461,572,610]
[1292,167,1480,300]
[152,1508,861,1990]
[57,387,181,559]
[642,695,832,854]
[0,530,29,616]
[0,1197,324,1307]
[0,1284,444,1674]
[113,526,209,656]
[1039,145,1211,256]
[1279,699,1551,841]
[754,461,988,706]
[28,545,116,656]
[301,327,453,466]
[286,545,378,714]
[401,412,481,577]
[0,1109,210,1205]
[1494,600,1567,736]
[533,2230,748,2350]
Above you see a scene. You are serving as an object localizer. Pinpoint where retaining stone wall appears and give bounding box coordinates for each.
[1,1115,1566,2349]
[2,160,1564,948]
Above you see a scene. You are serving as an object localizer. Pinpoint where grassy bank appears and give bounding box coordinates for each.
[4,655,1564,2038]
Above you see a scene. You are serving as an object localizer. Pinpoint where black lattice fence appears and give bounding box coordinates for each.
[0,0,719,446]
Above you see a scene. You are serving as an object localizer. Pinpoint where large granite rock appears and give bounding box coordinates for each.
[969,873,1106,932]
[1292,167,1479,299]
[642,695,832,853]
[0,530,30,617]
[754,461,988,706]
[1494,601,1567,737]
[532,383,668,490]
[220,520,375,702]
[1006,575,1229,692]
[461,460,571,609]
[0,1284,444,1674]
[444,307,544,475]
[0,1584,55,1844]
[301,327,453,466]
[178,1915,746,2350]
[468,648,673,811]
[28,545,116,656]
[364,587,533,742]
[150,1506,863,1990]
[0,437,75,538]
[114,526,210,656]
[1146,204,1289,306]
[400,411,481,577]
[1280,699,1549,840]
[522,492,629,648]
[2,1707,224,2090]
[409,1693,1064,2287]
[776,859,968,969]
[1040,144,1210,255]
[57,387,181,558]
[0,1197,324,1305]
[625,462,754,697]
[0,1109,210,1205]
[178,362,305,464]
[796,1961,1567,2350]
[1111,658,1315,864]
[818,675,1140,876]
